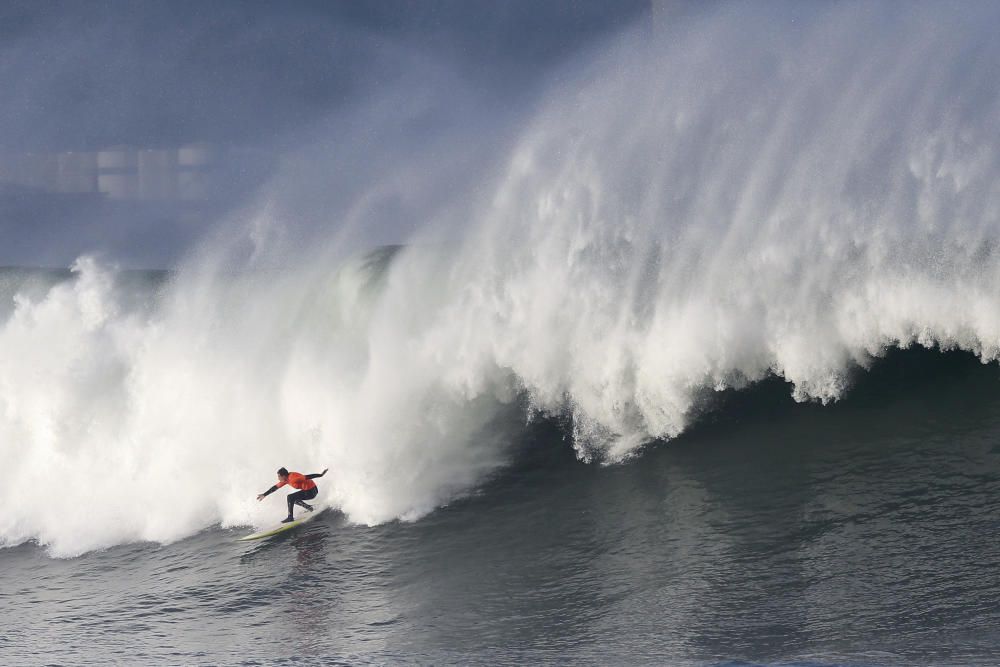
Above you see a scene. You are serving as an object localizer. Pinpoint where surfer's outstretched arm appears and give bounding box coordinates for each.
[306,468,329,480]
[256,485,278,501]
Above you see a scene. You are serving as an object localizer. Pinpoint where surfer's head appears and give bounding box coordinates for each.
[277,467,289,482]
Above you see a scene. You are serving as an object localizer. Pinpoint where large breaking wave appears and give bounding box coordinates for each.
[3,1,1000,556]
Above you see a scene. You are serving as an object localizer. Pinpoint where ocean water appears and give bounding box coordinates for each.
[4,1,1000,664]
[5,348,1000,665]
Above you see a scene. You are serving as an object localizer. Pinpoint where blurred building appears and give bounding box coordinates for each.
[0,143,267,203]
[0,143,274,267]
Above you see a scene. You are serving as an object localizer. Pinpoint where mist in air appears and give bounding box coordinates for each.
[0,0,647,267]
[10,4,1000,665]
[2,0,1000,561]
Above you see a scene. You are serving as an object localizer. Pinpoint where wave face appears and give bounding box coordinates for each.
[3,1,1000,556]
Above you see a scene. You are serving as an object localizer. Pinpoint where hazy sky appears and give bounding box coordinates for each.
[0,0,649,152]
[0,0,652,267]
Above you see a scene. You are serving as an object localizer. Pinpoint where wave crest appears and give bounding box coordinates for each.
[4,1,1000,555]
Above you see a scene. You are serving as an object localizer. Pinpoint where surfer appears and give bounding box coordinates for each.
[257,467,328,523]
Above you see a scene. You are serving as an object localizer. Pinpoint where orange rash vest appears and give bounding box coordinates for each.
[277,472,317,491]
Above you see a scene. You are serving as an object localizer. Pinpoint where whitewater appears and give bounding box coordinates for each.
[2,1,1000,558]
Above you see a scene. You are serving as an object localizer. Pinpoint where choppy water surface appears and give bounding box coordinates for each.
[6,2,1000,664]
[6,350,1000,666]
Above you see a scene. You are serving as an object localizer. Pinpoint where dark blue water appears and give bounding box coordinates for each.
[5,348,1000,665]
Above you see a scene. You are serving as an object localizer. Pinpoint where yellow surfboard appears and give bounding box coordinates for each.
[237,509,323,541]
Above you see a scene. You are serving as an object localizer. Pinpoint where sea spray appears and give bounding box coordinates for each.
[422,0,1000,457]
[0,252,517,556]
[3,1,1000,555]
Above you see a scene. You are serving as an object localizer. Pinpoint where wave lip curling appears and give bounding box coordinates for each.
[3,1,1000,555]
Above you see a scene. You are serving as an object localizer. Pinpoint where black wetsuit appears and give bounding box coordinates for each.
[286,486,319,514]
[260,472,323,518]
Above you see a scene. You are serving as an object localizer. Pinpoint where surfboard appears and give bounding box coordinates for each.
[238,509,322,542]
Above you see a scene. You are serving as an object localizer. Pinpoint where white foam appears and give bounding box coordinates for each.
[3,1,1000,555]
